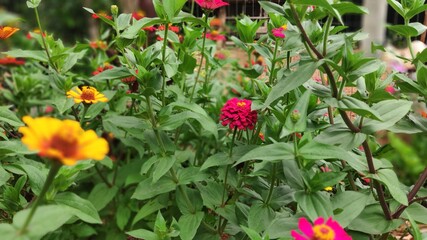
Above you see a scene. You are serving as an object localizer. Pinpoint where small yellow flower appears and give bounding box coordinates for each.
[0,26,20,39]
[67,86,108,104]
[281,24,288,31]
[324,186,333,192]
[19,116,109,166]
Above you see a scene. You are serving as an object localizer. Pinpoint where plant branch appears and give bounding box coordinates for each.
[392,166,427,218]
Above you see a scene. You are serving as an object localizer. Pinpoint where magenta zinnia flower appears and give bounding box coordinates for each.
[220,98,257,130]
[195,0,229,10]
[272,27,286,39]
[205,30,226,41]
[291,217,352,240]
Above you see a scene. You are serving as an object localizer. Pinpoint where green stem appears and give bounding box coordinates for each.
[287,51,291,70]
[265,163,277,205]
[34,7,58,72]
[19,162,61,235]
[161,23,170,106]
[337,77,346,99]
[190,14,209,102]
[269,40,279,85]
[218,127,238,233]
[322,16,333,56]
[293,132,301,168]
[203,55,210,89]
[80,104,90,128]
[405,18,415,60]
[94,164,113,187]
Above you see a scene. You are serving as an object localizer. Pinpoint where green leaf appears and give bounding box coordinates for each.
[241,225,262,240]
[0,166,10,187]
[116,205,131,230]
[159,111,218,139]
[348,204,403,234]
[259,1,286,15]
[0,107,24,127]
[54,192,102,224]
[201,152,230,170]
[386,0,405,17]
[132,176,176,200]
[285,90,312,132]
[387,22,427,37]
[332,2,368,15]
[234,142,294,166]
[293,0,343,25]
[13,205,74,238]
[52,96,74,114]
[372,169,408,206]
[0,224,17,240]
[324,96,382,120]
[126,229,158,240]
[299,141,354,162]
[88,184,119,211]
[360,100,412,134]
[90,67,133,82]
[248,203,275,232]
[26,0,41,8]
[152,155,176,183]
[416,63,427,89]
[332,191,370,227]
[2,49,47,62]
[132,199,166,226]
[314,124,366,150]
[163,0,187,21]
[178,212,204,240]
[308,172,347,192]
[403,202,427,224]
[262,61,318,108]
[197,181,223,209]
[121,17,164,39]
[294,191,333,222]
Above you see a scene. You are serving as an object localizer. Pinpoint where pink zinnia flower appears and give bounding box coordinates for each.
[205,30,226,41]
[0,57,25,66]
[272,27,286,39]
[195,0,229,10]
[385,85,396,94]
[291,217,352,240]
[220,98,257,130]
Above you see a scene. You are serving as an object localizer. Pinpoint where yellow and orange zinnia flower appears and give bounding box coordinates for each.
[0,26,20,39]
[19,116,109,165]
[67,86,108,104]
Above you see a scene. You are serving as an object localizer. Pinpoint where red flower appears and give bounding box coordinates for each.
[205,30,226,41]
[158,24,180,33]
[272,28,285,39]
[89,40,108,50]
[92,63,113,75]
[92,11,113,20]
[195,0,229,10]
[385,85,396,94]
[214,51,226,60]
[259,132,265,141]
[0,57,25,66]
[143,26,157,32]
[210,18,222,27]
[291,217,352,240]
[220,98,257,130]
[132,10,145,20]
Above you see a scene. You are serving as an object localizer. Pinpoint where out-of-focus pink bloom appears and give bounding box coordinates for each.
[272,27,286,39]
[215,51,226,60]
[195,0,229,10]
[132,10,145,20]
[205,30,226,41]
[307,6,316,13]
[385,85,396,94]
[0,57,25,66]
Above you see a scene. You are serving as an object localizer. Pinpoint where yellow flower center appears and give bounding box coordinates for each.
[281,24,288,31]
[324,186,333,191]
[237,101,246,107]
[81,87,96,100]
[312,224,335,240]
[211,30,219,37]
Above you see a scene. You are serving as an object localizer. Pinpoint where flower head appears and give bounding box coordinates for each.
[92,63,113,75]
[132,10,145,20]
[421,110,427,118]
[210,18,222,27]
[205,30,226,41]
[89,40,108,50]
[195,0,229,10]
[0,56,25,66]
[220,98,257,130]
[272,27,286,39]
[92,11,113,20]
[385,85,396,94]
[67,86,109,104]
[19,116,109,166]
[291,217,352,240]
[0,26,19,39]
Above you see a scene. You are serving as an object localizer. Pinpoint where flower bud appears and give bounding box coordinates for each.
[290,109,301,123]
[111,5,119,17]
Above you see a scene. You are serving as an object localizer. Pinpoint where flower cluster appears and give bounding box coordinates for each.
[0,26,19,39]
[291,217,352,240]
[89,40,108,50]
[26,28,46,40]
[19,116,109,166]
[220,98,257,130]
[132,10,145,20]
[67,86,108,104]
[92,11,112,20]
